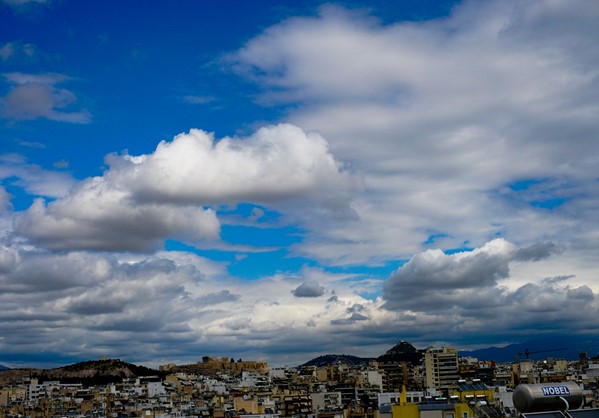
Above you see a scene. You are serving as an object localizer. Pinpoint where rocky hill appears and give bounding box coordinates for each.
[0,359,160,385]
[302,340,424,367]
[377,340,423,365]
[301,354,372,367]
[0,368,41,384]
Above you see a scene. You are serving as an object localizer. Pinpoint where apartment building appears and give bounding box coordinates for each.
[379,362,421,392]
[424,347,459,389]
[310,391,343,413]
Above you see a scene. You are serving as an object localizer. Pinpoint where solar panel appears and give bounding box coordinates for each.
[521,411,568,418]
[567,409,599,418]
[521,410,599,418]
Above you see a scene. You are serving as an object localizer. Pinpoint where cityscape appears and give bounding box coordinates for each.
[2,340,599,418]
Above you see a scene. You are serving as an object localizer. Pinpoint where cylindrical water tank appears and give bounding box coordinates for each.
[513,382,583,413]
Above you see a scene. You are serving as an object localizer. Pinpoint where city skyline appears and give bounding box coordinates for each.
[1,0,599,369]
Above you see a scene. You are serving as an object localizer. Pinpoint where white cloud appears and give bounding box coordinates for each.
[0,42,35,61]
[14,196,220,252]
[0,186,11,212]
[0,246,393,365]
[0,237,595,366]
[231,0,599,266]
[0,153,76,198]
[1,72,91,123]
[378,238,599,346]
[120,124,354,212]
[13,124,354,252]
[0,43,14,60]
[0,249,206,363]
[384,238,516,307]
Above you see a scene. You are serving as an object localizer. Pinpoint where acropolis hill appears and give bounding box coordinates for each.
[159,356,269,376]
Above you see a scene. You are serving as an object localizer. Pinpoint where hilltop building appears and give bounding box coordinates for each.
[160,356,269,377]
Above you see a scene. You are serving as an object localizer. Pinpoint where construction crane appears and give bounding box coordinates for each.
[517,347,567,360]
[512,347,569,386]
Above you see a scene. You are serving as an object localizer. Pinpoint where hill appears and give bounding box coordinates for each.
[301,341,424,367]
[377,340,422,365]
[301,335,599,367]
[0,368,42,384]
[301,354,372,367]
[0,364,8,370]
[0,359,161,385]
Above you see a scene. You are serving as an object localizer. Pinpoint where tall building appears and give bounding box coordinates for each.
[424,347,459,388]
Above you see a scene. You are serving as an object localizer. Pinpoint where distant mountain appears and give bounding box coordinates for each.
[0,364,8,370]
[377,340,423,365]
[301,354,372,367]
[301,335,599,368]
[0,359,160,385]
[459,335,599,362]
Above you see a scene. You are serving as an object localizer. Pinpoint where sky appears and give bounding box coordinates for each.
[1,0,599,369]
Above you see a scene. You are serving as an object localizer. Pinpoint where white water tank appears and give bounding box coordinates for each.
[513,382,583,413]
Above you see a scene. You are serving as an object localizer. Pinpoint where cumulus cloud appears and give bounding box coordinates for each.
[0,245,397,365]
[14,195,220,252]
[383,239,529,311]
[381,238,599,336]
[384,239,516,302]
[3,251,111,294]
[13,124,353,252]
[119,124,354,213]
[292,280,325,297]
[0,237,596,367]
[0,249,208,363]
[1,72,90,123]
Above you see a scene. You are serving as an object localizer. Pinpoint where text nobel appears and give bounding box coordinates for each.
[541,386,571,396]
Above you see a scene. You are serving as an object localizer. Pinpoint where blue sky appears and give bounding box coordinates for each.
[1,0,599,368]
